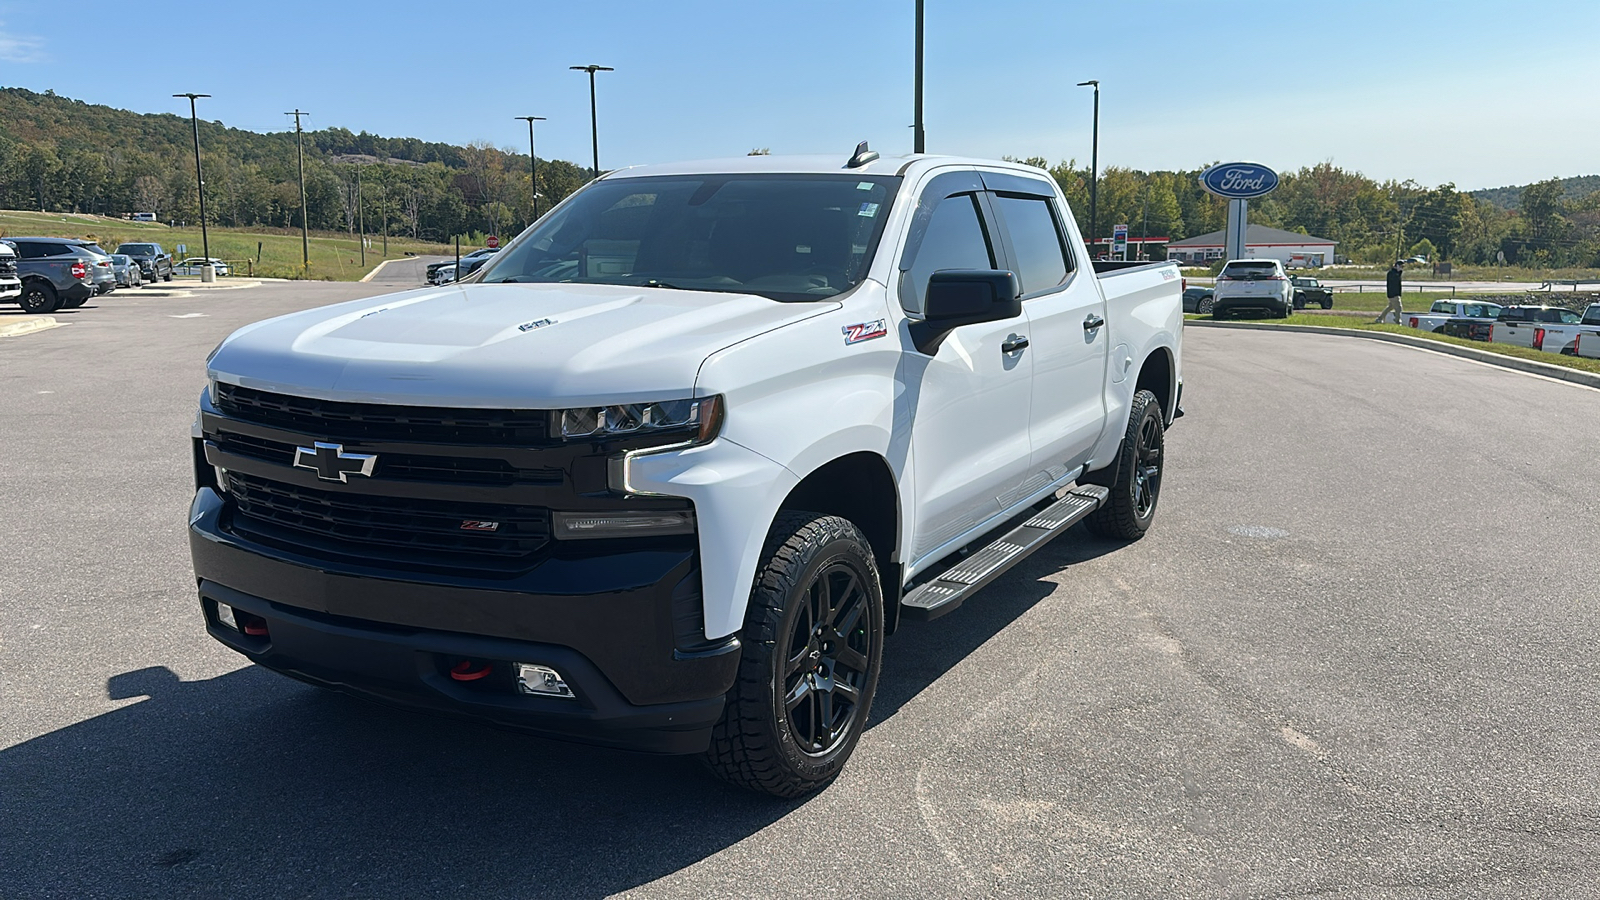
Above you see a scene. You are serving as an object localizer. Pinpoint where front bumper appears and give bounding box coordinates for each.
[189,487,741,754]
[0,276,19,299]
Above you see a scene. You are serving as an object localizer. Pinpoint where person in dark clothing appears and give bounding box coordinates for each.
[1375,261,1405,323]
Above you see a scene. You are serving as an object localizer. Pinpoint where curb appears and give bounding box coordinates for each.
[360,259,408,283]
[0,316,64,338]
[1188,319,1600,390]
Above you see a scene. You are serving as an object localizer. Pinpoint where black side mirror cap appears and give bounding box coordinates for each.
[910,269,1020,354]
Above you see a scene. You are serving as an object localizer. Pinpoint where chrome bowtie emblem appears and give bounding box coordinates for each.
[293,441,377,483]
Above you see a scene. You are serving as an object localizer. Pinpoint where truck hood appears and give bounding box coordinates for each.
[209,282,837,408]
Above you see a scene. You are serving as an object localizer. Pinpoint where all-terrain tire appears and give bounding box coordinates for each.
[1083,389,1165,541]
[17,281,60,314]
[704,512,884,798]
[1321,299,1332,310]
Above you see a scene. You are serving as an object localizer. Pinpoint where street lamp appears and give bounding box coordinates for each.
[569,65,613,180]
[913,0,925,153]
[285,109,310,269]
[173,93,211,275]
[1076,79,1099,255]
[515,115,546,222]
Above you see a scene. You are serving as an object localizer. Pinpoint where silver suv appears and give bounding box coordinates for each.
[1211,258,1292,319]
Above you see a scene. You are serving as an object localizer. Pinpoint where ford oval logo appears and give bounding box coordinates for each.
[1199,162,1280,199]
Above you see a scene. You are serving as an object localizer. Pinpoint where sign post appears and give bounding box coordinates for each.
[1199,162,1280,261]
[1112,224,1129,262]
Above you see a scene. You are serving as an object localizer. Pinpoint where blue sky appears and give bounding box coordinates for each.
[1,0,1594,190]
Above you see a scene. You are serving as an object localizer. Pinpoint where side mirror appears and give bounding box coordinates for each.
[911,269,1020,354]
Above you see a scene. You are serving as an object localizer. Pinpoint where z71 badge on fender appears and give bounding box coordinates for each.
[842,320,887,345]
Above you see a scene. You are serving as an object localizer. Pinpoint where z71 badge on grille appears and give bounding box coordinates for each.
[459,520,501,532]
[842,320,887,345]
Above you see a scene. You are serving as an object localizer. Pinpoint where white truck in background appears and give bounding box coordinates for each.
[1571,304,1600,358]
[1405,299,1504,333]
[0,242,19,305]
[1489,306,1588,355]
[190,148,1184,797]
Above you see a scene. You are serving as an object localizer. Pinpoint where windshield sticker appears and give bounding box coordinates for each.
[518,318,556,332]
[857,182,875,191]
[858,202,880,218]
[843,319,888,345]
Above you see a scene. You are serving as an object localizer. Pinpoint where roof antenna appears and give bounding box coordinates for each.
[846,141,880,169]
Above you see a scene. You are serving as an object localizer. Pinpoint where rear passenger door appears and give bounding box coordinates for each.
[981,172,1108,475]
[899,170,1035,566]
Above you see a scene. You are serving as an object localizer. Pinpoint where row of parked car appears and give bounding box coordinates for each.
[1180,259,1332,317]
[425,247,499,285]
[0,237,233,314]
[1404,299,1600,357]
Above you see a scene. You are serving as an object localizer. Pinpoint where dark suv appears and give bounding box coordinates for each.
[4,237,102,313]
[114,242,174,283]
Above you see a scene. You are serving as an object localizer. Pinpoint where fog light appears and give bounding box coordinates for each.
[516,663,574,698]
[553,509,695,539]
[216,601,238,631]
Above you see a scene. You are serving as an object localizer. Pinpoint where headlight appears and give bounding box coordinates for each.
[557,396,722,444]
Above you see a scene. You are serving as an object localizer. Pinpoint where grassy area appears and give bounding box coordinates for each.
[1187,313,1600,375]
[0,210,454,281]
[1302,263,1600,283]
[1317,291,1458,313]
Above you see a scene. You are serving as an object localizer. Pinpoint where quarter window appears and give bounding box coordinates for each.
[993,195,1070,295]
[901,193,995,313]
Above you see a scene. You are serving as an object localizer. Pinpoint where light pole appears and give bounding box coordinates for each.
[285,109,310,269]
[173,93,211,272]
[1076,79,1099,255]
[515,115,546,222]
[356,164,365,268]
[913,0,925,153]
[569,65,613,180]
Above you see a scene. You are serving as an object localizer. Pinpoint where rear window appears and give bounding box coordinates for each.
[1221,262,1278,279]
[118,244,159,255]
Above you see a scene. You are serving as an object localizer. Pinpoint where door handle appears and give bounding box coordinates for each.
[1083,314,1105,331]
[1001,336,1030,354]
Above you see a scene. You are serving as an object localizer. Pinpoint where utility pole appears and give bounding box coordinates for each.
[380,169,388,258]
[515,115,546,222]
[1077,80,1100,254]
[357,165,365,268]
[913,0,925,153]
[285,109,310,269]
[1140,187,1148,260]
[173,93,211,273]
[570,65,613,180]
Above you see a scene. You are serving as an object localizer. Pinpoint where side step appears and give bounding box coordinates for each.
[900,485,1109,622]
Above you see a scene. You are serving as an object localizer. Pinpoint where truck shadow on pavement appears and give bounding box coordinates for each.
[0,528,1118,899]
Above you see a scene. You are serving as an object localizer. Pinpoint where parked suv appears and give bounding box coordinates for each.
[115,242,174,282]
[4,237,102,313]
[1212,258,1292,318]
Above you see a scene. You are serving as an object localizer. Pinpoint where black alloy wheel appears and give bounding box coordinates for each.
[1130,409,1163,521]
[706,512,884,797]
[1084,389,1165,540]
[17,282,59,314]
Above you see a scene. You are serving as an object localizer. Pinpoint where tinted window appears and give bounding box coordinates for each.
[481,174,899,302]
[993,195,1069,295]
[901,193,994,313]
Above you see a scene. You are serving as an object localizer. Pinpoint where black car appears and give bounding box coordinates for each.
[1182,286,1215,315]
[1290,276,1334,310]
[4,237,103,313]
[114,242,174,283]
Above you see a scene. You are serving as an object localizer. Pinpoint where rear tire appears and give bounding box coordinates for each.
[1083,389,1165,541]
[1197,297,1214,315]
[17,281,59,314]
[705,512,884,798]
[1321,299,1332,309]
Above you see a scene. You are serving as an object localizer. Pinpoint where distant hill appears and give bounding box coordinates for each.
[1472,175,1600,210]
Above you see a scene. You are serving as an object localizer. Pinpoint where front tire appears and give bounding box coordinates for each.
[705,512,884,798]
[1083,389,1165,541]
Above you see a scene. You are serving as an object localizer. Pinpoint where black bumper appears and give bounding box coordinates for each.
[189,488,741,754]
[62,281,94,303]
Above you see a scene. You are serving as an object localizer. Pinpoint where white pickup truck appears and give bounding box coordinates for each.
[189,148,1184,796]
[1405,299,1503,333]
[0,242,20,306]
[1489,305,1588,355]
[1572,304,1600,358]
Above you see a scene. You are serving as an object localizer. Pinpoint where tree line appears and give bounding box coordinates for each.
[3,88,1597,268]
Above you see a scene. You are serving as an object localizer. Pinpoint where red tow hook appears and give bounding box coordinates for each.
[449,660,494,682]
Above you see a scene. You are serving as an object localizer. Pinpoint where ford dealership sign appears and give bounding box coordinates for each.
[1199,162,1280,199]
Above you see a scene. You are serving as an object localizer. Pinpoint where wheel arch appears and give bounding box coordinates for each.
[777,451,904,633]
[1133,346,1177,425]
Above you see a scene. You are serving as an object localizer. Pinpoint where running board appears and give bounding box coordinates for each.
[900,485,1109,622]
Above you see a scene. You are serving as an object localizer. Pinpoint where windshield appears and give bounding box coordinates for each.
[118,244,157,255]
[1221,262,1277,279]
[479,173,901,301]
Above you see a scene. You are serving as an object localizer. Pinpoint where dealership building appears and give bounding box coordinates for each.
[1165,224,1337,267]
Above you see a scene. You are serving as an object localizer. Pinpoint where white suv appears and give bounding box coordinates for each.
[1211,258,1292,319]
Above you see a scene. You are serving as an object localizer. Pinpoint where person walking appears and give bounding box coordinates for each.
[1375,261,1405,324]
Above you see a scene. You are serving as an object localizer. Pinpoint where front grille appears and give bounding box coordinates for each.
[215,383,551,445]
[212,430,561,487]
[224,471,550,571]
[0,258,15,277]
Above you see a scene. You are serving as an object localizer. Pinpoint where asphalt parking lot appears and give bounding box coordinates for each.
[3,281,1599,898]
